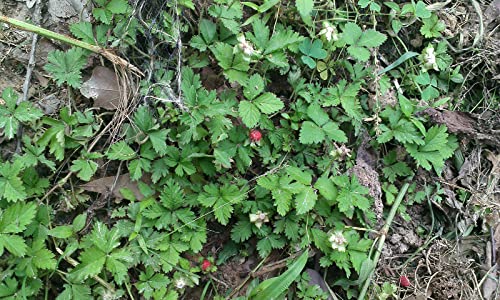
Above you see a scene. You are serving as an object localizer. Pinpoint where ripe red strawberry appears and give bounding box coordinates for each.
[201,259,211,271]
[249,129,262,142]
[399,275,410,287]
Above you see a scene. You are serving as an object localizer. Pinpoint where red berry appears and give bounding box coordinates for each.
[249,129,262,142]
[399,275,410,287]
[201,259,211,271]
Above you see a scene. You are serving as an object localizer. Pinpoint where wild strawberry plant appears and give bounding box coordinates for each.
[0,0,466,299]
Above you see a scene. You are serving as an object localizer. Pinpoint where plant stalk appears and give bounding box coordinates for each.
[0,15,143,76]
[358,182,410,300]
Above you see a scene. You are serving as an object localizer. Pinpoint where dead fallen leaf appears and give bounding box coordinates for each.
[80,66,121,110]
[80,173,150,201]
[423,108,500,147]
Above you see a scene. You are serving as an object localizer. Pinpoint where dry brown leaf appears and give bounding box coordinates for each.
[424,108,500,147]
[80,66,121,110]
[80,173,150,201]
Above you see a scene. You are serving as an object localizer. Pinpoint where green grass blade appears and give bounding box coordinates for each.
[377,51,419,75]
[250,250,309,300]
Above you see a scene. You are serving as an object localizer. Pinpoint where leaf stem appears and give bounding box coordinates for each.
[0,15,143,76]
[358,182,410,299]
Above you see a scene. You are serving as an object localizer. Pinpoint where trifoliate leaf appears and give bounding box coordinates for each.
[341,23,363,45]
[70,159,98,181]
[406,125,457,174]
[420,15,445,38]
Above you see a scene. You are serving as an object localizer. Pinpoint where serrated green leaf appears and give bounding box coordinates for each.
[14,102,43,122]
[299,121,324,144]
[342,23,363,45]
[296,0,314,20]
[254,93,284,114]
[44,48,87,88]
[265,29,303,55]
[149,129,169,156]
[231,220,252,242]
[239,100,260,128]
[48,226,73,238]
[200,18,217,43]
[244,74,265,100]
[415,1,431,18]
[358,29,387,48]
[107,0,129,14]
[307,103,329,126]
[106,141,136,160]
[0,201,37,233]
[420,15,445,38]
[0,234,27,256]
[70,22,95,44]
[347,45,371,62]
[70,247,106,282]
[295,186,317,214]
[322,122,348,143]
[70,159,98,181]
[314,176,338,201]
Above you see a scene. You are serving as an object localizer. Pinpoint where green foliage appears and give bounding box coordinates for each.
[406,125,458,174]
[0,0,465,298]
[0,88,43,140]
[239,74,284,127]
[339,23,387,62]
[299,39,327,68]
[92,0,131,24]
[250,250,309,299]
[44,48,87,88]
[299,103,347,144]
[296,0,314,25]
[420,15,445,38]
[358,0,381,12]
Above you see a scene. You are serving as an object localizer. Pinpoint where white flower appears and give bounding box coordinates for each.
[329,230,348,252]
[422,45,438,71]
[319,22,338,42]
[175,278,186,289]
[249,211,269,229]
[237,35,256,57]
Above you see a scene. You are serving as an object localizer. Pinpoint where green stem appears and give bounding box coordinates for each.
[0,15,143,76]
[0,15,101,52]
[358,182,410,300]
